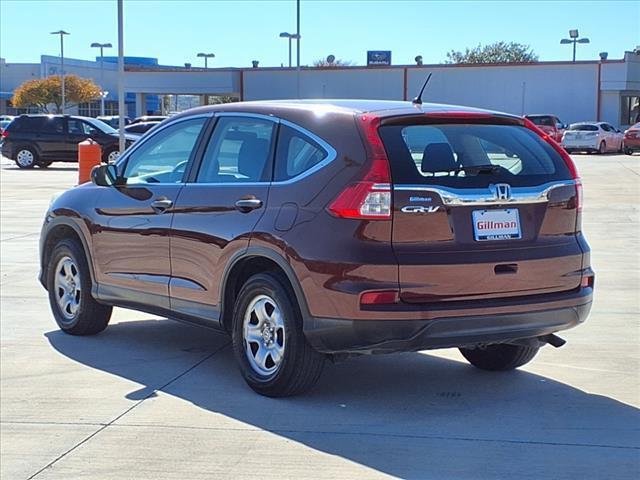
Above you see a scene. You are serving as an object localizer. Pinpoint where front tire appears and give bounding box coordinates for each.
[625,146,634,155]
[15,146,38,169]
[459,343,539,371]
[231,272,325,397]
[47,238,112,335]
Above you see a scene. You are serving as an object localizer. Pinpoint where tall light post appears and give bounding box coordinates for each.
[50,30,70,113]
[560,29,590,62]
[279,32,299,68]
[91,42,112,116]
[197,52,215,69]
[296,0,301,98]
[117,0,125,153]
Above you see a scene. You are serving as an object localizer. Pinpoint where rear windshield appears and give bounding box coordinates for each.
[568,124,598,131]
[379,123,571,188]
[526,116,554,127]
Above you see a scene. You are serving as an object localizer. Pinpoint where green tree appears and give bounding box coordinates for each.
[12,75,101,113]
[312,58,352,67]
[445,42,538,64]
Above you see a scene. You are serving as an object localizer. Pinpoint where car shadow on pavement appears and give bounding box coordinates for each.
[45,318,640,479]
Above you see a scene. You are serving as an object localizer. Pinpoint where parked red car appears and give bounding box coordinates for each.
[40,100,593,396]
[623,122,640,154]
[525,114,566,143]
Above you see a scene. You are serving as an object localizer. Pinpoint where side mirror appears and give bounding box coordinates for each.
[91,164,119,187]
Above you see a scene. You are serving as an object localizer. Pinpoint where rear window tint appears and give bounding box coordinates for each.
[379,123,571,188]
[568,124,598,131]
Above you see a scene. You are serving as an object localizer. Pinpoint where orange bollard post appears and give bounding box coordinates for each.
[78,139,102,184]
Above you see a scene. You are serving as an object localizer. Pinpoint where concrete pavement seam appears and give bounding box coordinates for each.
[26,341,230,479]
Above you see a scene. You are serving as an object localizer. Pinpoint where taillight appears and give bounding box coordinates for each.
[1,130,8,138]
[328,114,392,220]
[524,118,582,213]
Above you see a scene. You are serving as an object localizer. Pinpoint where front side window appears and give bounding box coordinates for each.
[123,118,206,184]
[196,116,275,183]
[274,124,327,181]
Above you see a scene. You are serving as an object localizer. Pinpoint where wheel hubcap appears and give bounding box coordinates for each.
[16,150,34,167]
[54,256,81,321]
[243,294,285,376]
[108,150,119,163]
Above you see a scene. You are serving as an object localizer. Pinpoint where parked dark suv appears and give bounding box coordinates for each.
[1,114,137,168]
[39,100,594,396]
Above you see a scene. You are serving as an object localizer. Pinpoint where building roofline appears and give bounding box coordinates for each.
[123,58,626,74]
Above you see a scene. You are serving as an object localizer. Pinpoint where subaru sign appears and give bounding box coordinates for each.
[367,50,391,66]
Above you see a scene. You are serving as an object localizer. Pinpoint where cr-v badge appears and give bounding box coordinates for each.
[401,205,441,213]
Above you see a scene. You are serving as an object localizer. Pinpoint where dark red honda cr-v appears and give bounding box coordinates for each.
[39,100,594,396]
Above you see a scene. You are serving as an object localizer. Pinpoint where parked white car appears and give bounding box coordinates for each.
[562,122,624,154]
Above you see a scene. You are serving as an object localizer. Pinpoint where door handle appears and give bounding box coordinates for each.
[150,197,173,214]
[235,198,263,213]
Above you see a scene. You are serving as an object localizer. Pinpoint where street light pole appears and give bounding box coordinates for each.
[560,29,590,62]
[279,33,300,68]
[296,0,301,98]
[117,0,125,153]
[197,52,215,69]
[91,42,112,116]
[50,30,69,113]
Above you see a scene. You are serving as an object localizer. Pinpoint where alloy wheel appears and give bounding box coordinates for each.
[54,256,81,322]
[243,294,286,376]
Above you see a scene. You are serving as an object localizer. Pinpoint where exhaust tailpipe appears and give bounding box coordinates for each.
[539,333,566,348]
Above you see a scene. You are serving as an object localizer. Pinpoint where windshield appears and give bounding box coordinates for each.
[84,117,117,134]
[379,123,571,188]
[568,124,598,131]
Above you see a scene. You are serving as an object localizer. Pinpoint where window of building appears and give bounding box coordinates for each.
[621,95,640,125]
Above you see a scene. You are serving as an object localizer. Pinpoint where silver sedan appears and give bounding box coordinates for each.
[562,122,624,154]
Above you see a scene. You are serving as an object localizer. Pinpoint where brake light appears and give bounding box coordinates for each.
[524,118,582,212]
[328,114,392,219]
[1,130,8,138]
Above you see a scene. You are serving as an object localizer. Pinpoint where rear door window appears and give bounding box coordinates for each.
[196,116,275,183]
[379,123,571,188]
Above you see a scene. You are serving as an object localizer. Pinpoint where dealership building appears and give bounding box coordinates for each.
[1,51,639,127]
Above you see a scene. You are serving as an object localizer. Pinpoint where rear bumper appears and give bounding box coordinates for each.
[562,139,598,150]
[304,287,592,354]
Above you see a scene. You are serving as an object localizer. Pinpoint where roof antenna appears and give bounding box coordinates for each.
[412,72,432,105]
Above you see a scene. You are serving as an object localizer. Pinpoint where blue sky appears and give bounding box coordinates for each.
[1,0,637,67]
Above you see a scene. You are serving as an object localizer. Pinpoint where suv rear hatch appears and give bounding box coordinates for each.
[378,113,584,303]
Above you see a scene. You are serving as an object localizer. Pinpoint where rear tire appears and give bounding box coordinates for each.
[103,147,119,164]
[15,146,37,169]
[459,343,539,371]
[598,141,606,154]
[231,272,325,397]
[625,147,634,155]
[47,238,112,335]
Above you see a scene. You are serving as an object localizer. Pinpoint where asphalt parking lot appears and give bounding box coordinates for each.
[1,153,638,479]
